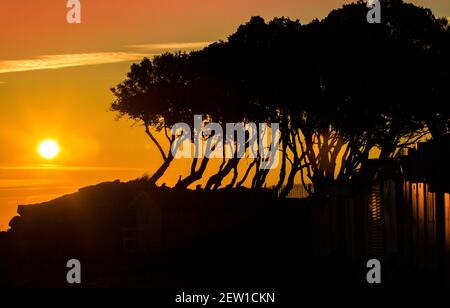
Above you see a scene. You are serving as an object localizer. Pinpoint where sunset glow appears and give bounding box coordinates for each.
[38,140,60,160]
[0,0,450,290]
[0,0,448,232]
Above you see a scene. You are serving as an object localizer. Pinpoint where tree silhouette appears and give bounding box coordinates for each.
[111,54,192,185]
[111,0,449,196]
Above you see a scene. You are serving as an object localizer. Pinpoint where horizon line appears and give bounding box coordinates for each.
[0,164,152,172]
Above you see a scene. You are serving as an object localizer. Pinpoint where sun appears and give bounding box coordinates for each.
[38,139,60,160]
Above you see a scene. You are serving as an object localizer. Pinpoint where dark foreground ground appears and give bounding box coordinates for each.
[0,178,447,288]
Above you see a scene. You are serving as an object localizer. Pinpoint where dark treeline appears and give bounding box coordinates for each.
[111,0,450,197]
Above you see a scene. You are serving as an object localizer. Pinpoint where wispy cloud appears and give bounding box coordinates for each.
[0,52,146,74]
[0,41,213,74]
[128,41,213,51]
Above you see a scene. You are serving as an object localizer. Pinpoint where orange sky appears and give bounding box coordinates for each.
[0,0,449,230]
[0,0,348,59]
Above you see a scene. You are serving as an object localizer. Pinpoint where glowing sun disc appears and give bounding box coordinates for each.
[38,140,60,159]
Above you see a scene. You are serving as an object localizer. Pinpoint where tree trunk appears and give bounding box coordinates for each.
[226,165,239,189]
[205,158,240,190]
[279,159,299,199]
[175,156,211,189]
[275,141,288,191]
[149,152,174,185]
[236,159,257,188]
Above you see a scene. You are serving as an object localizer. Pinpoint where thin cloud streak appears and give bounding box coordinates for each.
[128,41,213,51]
[0,52,147,74]
[0,41,212,74]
